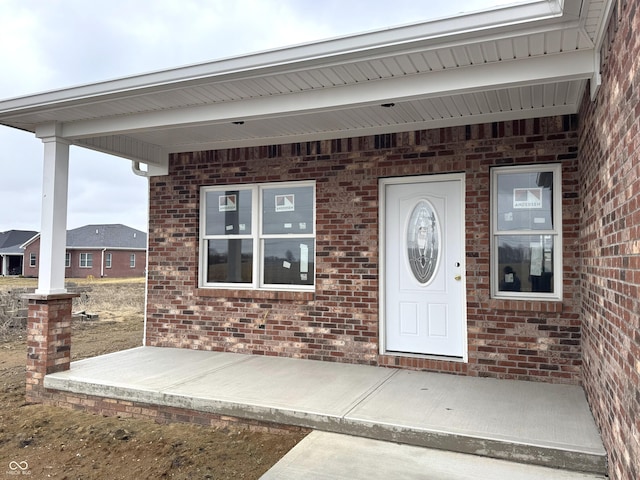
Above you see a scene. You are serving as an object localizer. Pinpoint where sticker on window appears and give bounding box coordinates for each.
[300,244,309,273]
[275,194,295,212]
[513,188,542,209]
[219,194,237,212]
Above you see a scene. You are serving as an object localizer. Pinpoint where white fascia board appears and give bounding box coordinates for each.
[62,49,594,140]
[0,1,572,117]
[20,233,41,249]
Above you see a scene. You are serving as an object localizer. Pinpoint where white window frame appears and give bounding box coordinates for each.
[199,181,316,291]
[65,252,71,268]
[29,253,37,267]
[80,252,93,268]
[130,253,136,268]
[105,253,112,268]
[490,164,563,301]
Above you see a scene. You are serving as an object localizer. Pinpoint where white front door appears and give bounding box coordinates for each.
[382,174,466,358]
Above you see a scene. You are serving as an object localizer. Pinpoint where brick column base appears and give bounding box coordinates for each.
[24,293,78,403]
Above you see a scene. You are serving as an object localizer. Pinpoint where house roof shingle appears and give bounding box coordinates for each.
[0,230,38,255]
[65,224,147,250]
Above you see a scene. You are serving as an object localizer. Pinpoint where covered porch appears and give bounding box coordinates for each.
[1,0,630,477]
[43,346,606,475]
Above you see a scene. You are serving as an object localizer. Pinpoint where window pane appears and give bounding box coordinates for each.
[496,171,554,231]
[206,239,253,283]
[407,199,440,284]
[497,235,554,293]
[263,239,314,285]
[262,186,314,235]
[205,189,252,235]
[80,253,93,268]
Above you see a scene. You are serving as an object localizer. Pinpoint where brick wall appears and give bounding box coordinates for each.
[40,389,308,435]
[579,1,640,479]
[25,295,74,403]
[146,115,582,383]
[22,238,146,278]
[65,249,146,279]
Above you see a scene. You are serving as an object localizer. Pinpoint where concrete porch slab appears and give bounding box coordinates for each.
[166,353,396,425]
[44,347,607,474]
[262,431,607,480]
[343,370,606,472]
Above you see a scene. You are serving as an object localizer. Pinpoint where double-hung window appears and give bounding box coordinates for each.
[80,253,93,268]
[491,164,562,300]
[200,181,315,290]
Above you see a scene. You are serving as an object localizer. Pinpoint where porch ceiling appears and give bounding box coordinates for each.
[0,0,610,170]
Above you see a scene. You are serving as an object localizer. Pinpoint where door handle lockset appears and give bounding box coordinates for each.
[454,275,462,281]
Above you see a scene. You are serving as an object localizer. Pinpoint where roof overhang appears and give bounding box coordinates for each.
[0,0,613,175]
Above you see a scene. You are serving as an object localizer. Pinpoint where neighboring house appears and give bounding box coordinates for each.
[0,230,38,275]
[22,224,147,278]
[0,1,638,478]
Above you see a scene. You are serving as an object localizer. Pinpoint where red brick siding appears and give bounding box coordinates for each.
[25,295,74,403]
[22,241,39,276]
[22,238,146,278]
[146,116,582,384]
[579,2,640,479]
[35,389,308,435]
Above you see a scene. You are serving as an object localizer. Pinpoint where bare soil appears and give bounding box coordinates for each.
[0,278,305,479]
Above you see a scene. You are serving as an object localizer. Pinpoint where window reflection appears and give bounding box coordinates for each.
[207,239,253,283]
[497,235,553,293]
[263,239,314,285]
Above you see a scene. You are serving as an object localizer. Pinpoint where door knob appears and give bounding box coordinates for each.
[454,275,462,281]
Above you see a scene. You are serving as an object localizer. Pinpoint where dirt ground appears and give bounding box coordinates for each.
[0,278,305,479]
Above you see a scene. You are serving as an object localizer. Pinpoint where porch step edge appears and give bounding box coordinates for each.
[261,431,607,480]
[42,377,607,475]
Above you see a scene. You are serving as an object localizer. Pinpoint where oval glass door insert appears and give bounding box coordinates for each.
[407,199,440,284]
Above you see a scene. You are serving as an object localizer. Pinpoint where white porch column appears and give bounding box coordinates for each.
[35,123,70,295]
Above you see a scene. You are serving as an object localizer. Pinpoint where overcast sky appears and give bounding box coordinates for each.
[0,0,516,233]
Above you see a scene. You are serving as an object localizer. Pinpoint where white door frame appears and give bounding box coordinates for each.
[379,173,468,361]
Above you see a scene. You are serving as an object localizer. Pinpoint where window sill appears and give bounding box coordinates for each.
[489,298,563,313]
[196,288,314,301]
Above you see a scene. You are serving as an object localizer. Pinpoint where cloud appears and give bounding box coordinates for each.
[67,149,149,231]
[0,3,55,96]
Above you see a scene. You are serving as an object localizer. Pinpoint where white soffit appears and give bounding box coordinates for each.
[0,0,610,166]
